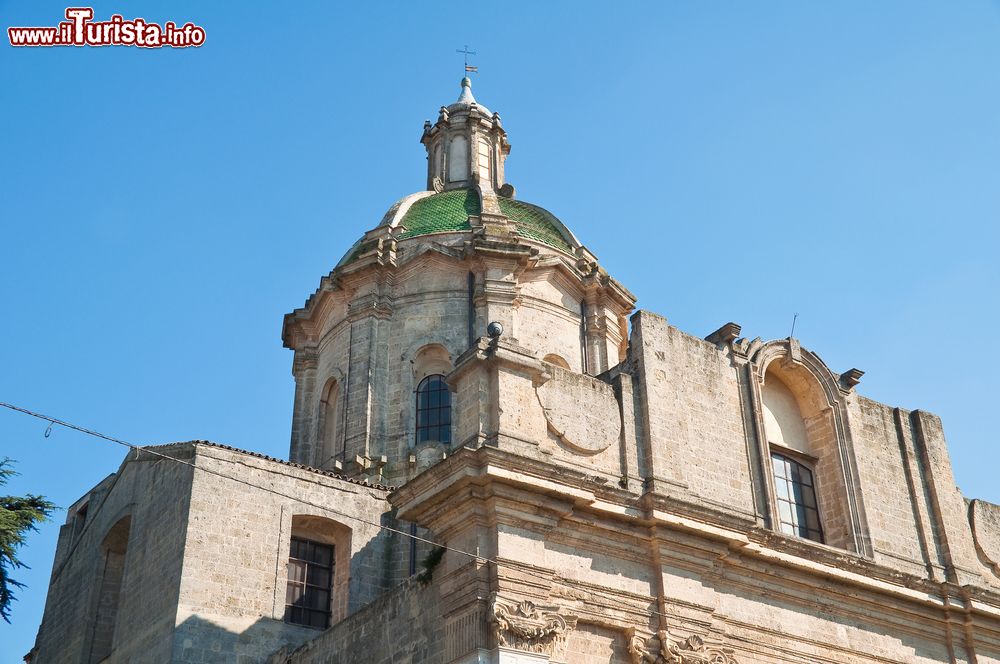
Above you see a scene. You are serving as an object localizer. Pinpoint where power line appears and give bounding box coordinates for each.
[0,401,670,619]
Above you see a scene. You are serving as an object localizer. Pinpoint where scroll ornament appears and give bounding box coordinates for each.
[491,599,578,655]
[629,631,739,664]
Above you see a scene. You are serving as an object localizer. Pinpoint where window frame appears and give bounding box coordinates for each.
[414,374,452,445]
[284,536,335,629]
[769,447,824,544]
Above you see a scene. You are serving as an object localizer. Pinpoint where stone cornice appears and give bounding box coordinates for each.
[388,445,1000,619]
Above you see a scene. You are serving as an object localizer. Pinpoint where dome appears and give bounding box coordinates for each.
[335,190,578,268]
[394,190,574,253]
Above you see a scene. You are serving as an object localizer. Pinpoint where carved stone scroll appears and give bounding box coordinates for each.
[491,598,578,656]
[628,630,740,664]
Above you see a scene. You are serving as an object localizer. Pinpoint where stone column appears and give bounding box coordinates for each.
[289,347,319,465]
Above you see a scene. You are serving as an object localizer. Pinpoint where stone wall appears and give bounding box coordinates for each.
[32,449,194,663]
[31,442,407,664]
[276,578,442,664]
[629,311,757,520]
[172,443,401,663]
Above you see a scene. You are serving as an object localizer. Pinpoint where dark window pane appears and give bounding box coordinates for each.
[314,543,333,567]
[799,465,814,487]
[308,567,331,588]
[416,374,452,445]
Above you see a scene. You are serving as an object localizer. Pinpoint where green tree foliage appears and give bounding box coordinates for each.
[1,458,55,623]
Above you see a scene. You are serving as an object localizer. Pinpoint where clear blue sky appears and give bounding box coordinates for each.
[2,1,999,660]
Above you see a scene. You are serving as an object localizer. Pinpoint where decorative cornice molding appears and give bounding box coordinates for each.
[491,598,577,656]
[629,630,740,664]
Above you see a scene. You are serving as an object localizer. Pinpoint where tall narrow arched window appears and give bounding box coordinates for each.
[415,375,451,444]
[448,136,469,182]
[477,139,492,184]
[317,378,340,470]
[89,516,131,663]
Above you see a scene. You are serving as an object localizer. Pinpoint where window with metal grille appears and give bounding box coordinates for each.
[284,537,334,629]
[415,374,451,444]
[771,452,824,543]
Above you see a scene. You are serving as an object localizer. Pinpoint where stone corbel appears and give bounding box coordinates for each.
[839,367,864,391]
[705,322,741,347]
[628,630,740,664]
[491,598,577,657]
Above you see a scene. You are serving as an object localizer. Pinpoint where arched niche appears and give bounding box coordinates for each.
[89,516,132,663]
[316,375,343,470]
[752,340,870,554]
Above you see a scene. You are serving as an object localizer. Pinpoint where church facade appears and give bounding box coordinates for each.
[28,78,1000,664]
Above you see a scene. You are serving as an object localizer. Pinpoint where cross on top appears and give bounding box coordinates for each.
[456,45,478,74]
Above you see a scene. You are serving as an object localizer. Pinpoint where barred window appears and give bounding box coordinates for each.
[771,452,823,543]
[285,537,334,629]
[415,374,451,444]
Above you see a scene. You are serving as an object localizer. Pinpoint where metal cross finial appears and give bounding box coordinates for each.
[457,45,478,74]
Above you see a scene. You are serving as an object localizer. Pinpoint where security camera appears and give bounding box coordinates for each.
[486,321,504,339]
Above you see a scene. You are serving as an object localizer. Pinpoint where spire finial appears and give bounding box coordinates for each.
[456,45,478,76]
[456,74,477,105]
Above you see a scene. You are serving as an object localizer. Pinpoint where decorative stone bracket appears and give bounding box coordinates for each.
[491,598,578,657]
[628,630,740,664]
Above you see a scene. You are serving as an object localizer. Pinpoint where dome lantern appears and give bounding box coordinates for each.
[420,77,510,194]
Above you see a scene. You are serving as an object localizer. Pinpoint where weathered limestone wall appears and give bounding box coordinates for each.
[172,444,400,663]
[277,578,442,664]
[31,442,408,664]
[32,450,194,664]
[629,311,756,520]
[516,273,584,372]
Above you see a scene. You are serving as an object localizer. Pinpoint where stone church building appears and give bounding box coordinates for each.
[28,78,1000,664]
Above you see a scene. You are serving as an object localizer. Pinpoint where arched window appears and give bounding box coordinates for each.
[415,375,451,444]
[448,136,469,182]
[760,363,858,548]
[771,452,823,542]
[89,516,131,663]
[477,139,492,184]
[317,378,340,470]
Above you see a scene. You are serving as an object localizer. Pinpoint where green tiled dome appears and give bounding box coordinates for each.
[399,190,479,238]
[497,198,573,253]
[396,189,573,253]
